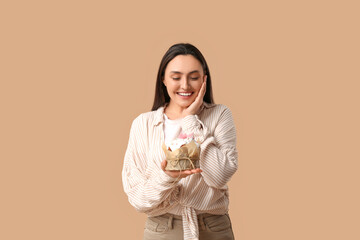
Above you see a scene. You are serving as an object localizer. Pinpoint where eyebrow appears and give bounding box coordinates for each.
[170,70,200,74]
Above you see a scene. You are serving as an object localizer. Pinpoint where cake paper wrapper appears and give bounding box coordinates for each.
[162,140,200,171]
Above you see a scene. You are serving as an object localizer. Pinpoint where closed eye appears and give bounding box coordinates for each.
[172,77,199,80]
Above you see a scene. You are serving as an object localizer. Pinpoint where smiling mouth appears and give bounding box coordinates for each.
[177,92,193,96]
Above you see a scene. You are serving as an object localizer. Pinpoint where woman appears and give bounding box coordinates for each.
[122,43,238,240]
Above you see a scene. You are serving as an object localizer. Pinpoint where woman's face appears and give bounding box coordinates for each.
[163,54,206,110]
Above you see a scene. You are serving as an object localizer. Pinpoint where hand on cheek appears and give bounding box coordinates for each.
[181,75,207,118]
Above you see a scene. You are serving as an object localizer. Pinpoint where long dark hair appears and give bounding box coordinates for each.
[151,43,214,111]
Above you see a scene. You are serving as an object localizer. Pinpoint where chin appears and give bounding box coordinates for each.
[173,100,193,108]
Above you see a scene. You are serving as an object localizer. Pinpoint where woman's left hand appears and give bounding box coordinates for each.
[181,75,207,118]
[161,160,202,179]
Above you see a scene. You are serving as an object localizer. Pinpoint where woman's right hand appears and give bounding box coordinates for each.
[161,160,202,179]
[180,75,207,118]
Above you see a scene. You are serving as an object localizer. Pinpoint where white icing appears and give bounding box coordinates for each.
[165,137,200,151]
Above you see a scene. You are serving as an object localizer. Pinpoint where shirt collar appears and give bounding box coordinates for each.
[153,101,215,126]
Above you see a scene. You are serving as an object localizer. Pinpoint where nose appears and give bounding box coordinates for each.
[180,77,190,89]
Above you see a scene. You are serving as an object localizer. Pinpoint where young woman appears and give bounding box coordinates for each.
[122,43,238,240]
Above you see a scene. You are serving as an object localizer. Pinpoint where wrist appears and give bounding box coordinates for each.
[160,169,181,183]
[181,112,192,118]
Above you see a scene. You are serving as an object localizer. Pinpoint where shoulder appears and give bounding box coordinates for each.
[130,108,161,129]
[203,102,233,117]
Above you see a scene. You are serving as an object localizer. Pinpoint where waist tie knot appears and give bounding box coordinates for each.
[182,206,199,240]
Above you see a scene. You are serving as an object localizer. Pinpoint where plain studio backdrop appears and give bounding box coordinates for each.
[1,1,359,239]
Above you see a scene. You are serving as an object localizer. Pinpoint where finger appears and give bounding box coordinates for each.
[179,170,199,178]
[199,80,206,98]
[182,170,194,175]
[191,169,202,174]
[161,160,167,171]
[196,82,206,102]
[182,170,192,175]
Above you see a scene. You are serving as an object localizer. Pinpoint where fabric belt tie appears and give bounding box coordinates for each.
[182,206,199,240]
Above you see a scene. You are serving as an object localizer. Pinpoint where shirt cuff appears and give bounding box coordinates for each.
[182,114,208,144]
[181,114,200,134]
[158,169,181,186]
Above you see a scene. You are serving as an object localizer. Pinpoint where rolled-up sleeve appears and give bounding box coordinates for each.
[182,105,238,189]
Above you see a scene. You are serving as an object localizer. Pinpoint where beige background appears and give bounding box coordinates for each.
[1,0,359,239]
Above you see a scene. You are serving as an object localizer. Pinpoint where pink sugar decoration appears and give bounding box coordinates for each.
[178,133,187,139]
[178,133,194,139]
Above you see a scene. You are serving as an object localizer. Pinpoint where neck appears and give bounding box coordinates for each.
[164,101,186,119]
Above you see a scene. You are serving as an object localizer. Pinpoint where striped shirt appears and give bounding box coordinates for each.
[122,101,238,240]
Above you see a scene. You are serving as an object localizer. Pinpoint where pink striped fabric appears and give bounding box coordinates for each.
[122,102,238,240]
